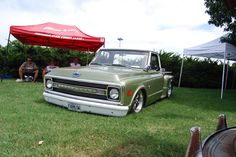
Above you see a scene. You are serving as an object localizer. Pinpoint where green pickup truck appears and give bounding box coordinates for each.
[43,48,173,116]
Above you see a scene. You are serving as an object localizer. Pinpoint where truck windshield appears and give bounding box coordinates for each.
[90,50,149,69]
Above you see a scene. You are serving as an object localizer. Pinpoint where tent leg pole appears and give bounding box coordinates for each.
[221,52,226,99]
[178,55,184,87]
[224,60,229,89]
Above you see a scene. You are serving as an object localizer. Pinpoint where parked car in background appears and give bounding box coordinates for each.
[43,48,173,116]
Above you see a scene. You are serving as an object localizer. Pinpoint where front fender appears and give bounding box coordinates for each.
[121,82,147,109]
[128,85,146,107]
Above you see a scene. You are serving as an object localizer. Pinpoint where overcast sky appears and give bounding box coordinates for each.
[0,0,225,53]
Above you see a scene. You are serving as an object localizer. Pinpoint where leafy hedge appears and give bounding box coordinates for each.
[159,50,236,89]
[0,40,236,89]
[0,40,95,79]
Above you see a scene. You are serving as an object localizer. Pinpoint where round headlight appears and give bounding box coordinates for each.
[46,79,53,89]
[109,88,119,100]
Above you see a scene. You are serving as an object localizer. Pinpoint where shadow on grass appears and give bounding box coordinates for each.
[98,135,185,157]
[34,98,46,104]
[34,98,58,109]
[152,112,202,120]
[34,98,68,112]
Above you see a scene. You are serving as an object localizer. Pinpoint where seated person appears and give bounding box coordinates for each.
[70,57,81,67]
[42,60,59,78]
[17,56,38,82]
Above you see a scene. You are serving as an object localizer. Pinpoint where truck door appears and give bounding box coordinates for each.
[145,52,164,103]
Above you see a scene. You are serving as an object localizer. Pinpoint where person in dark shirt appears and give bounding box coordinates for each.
[16,56,39,82]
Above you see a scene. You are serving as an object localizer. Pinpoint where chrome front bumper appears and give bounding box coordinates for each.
[43,92,129,117]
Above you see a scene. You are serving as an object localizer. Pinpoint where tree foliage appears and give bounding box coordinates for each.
[0,40,236,88]
[204,0,236,45]
[159,50,182,85]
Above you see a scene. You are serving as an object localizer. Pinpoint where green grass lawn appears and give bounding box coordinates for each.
[0,80,235,157]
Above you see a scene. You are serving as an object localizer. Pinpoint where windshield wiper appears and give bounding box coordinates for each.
[90,62,102,65]
[111,64,127,67]
[91,63,128,68]
[104,63,130,68]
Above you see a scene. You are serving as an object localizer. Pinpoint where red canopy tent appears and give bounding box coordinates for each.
[9,22,105,52]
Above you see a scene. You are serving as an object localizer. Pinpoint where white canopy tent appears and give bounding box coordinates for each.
[178,34,236,99]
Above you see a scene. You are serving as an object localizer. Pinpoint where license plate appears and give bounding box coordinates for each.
[68,103,80,111]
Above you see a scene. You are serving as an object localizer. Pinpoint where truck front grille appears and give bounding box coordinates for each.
[51,78,108,100]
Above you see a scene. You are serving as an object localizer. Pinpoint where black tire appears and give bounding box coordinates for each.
[166,81,173,98]
[131,90,144,113]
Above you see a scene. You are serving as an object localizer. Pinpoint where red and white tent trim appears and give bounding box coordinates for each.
[9,22,105,52]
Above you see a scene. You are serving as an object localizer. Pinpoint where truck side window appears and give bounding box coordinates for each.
[150,53,159,70]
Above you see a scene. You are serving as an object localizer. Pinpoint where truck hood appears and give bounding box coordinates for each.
[48,65,146,84]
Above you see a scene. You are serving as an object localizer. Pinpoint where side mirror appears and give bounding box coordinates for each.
[143,65,151,72]
[144,65,160,71]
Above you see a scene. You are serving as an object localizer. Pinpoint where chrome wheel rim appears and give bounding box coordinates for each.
[132,91,144,113]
